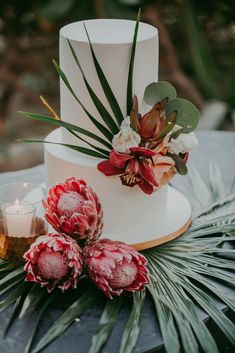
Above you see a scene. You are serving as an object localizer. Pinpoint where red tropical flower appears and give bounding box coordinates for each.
[130,96,171,142]
[84,238,149,299]
[43,177,103,241]
[24,233,83,292]
[98,147,158,194]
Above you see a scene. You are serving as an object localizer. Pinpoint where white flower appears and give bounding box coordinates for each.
[112,116,141,154]
[168,132,198,155]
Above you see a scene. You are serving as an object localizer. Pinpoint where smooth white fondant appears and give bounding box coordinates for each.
[59,19,158,146]
[45,128,169,240]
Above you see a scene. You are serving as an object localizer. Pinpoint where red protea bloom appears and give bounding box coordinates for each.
[43,177,103,241]
[24,233,83,292]
[98,147,158,194]
[84,238,149,299]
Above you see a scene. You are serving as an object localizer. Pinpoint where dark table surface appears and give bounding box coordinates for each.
[0,131,235,353]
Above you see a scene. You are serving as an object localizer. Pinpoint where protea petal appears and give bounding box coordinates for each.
[43,178,103,241]
[24,233,83,292]
[130,95,139,132]
[139,107,160,139]
[84,238,149,299]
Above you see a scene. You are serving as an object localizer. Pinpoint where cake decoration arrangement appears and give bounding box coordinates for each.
[0,11,235,353]
[21,12,199,195]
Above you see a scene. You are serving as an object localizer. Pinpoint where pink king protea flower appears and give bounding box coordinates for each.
[24,233,83,292]
[43,177,103,241]
[84,238,149,299]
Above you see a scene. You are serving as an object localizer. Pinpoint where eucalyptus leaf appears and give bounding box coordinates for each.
[166,98,200,133]
[144,81,177,106]
[169,153,188,175]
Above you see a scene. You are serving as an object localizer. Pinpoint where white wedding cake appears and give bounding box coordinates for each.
[44,19,191,246]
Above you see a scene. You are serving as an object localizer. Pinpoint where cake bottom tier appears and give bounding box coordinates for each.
[45,129,176,241]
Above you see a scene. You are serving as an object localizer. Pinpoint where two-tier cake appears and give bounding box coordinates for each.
[44,19,194,249]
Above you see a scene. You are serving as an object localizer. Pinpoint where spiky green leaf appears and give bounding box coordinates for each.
[67,40,119,134]
[126,9,140,115]
[53,60,114,141]
[19,112,112,150]
[89,298,123,353]
[83,24,124,125]
[20,139,109,160]
[31,288,98,353]
[119,291,145,353]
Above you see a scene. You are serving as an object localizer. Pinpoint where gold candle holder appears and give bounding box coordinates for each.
[0,217,47,261]
[0,183,48,262]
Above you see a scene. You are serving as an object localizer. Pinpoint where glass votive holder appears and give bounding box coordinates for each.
[0,183,48,261]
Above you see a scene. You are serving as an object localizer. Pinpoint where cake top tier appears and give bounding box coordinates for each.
[60,19,157,44]
[59,18,159,148]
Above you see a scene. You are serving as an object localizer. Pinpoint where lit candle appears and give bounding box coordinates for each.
[3,200,35,237]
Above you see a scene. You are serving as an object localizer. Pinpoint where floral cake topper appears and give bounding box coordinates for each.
[20,11,199,194]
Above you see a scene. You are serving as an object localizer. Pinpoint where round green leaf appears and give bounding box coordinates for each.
[166,98,200,133]
[144,81,177,106]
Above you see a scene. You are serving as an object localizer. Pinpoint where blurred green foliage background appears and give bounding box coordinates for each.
[0,0,235,171]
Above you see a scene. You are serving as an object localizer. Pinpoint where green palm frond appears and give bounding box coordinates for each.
[0,164,235,353]
[53,60,114,142]
[67,40,119,134]
[83,24,124,125]
[20,139,109,159]
[19,112,112,150]
[88,298,123,353]
[126,9,140,115]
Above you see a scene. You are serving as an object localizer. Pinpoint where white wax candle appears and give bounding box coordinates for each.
[3,200,35,238]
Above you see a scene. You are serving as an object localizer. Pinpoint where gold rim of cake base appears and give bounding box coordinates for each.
[130,216,192,251]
